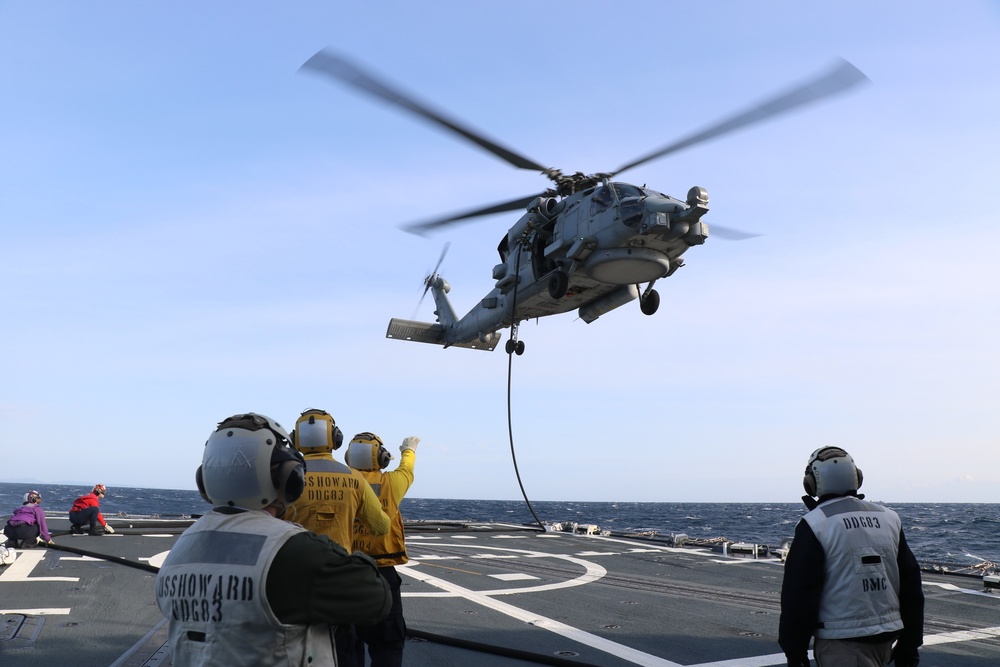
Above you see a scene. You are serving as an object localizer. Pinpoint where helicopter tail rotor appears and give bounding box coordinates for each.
[413,242,451,318]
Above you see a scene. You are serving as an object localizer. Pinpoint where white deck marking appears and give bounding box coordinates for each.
[402,543,605,597]
[451,535,477,539]
[0,550,78,582]
[923,625,1000,645]
[0,607,71,615]
[470,554,518,559]
[491,535,529,539]
[924,581,998,598]
[690,652,804,666]
[406,536,441,540]
[411,555,459,560]
[489,573,539,581]
[401,565,683,667]
[576,551,620,556]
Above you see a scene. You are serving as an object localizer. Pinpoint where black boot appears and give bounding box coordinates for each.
[88,526,106,536]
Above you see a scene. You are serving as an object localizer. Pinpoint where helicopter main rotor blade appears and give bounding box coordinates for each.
[403,193,544,235]
[431,241,451,276]
[301,50,550,173]
[612,59,869,176]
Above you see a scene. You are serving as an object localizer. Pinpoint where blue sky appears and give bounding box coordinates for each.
[2,1,998,502]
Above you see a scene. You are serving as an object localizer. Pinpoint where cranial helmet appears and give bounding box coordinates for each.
[196,413,306,515]
[23,490,41,504]
[292,408,344,454]
[345,432,393,471]
[93,484,107,496]
[803,446,864,498]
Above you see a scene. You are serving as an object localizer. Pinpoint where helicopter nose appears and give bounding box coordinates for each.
[644,197,682,214]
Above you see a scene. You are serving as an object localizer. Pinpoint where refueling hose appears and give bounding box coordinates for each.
[506,241,545,531]
[44,540,159,574]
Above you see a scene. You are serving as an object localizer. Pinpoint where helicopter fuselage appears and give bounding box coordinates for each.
[386,181,709,351]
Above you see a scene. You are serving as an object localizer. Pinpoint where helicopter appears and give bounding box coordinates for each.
[301,51,868,354]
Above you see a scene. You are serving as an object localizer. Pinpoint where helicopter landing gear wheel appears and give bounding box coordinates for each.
[547,270,569,299]
[504,339,526,355]
[640,289,660,316]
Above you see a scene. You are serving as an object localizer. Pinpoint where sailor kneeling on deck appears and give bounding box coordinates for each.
[155,412,391,666]
[778,447,924,667]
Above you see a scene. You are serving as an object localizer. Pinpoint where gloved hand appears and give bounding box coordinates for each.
[104,524,115,534]
[890,644,919,667]
[35,536,46,546]
[400,436,420,452]
[785,655,810,667]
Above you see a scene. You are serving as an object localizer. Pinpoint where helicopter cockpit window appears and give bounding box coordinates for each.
[620,198,645,228]
[497,235,510,262]
[590,186,614,215]
[612,183,643,200]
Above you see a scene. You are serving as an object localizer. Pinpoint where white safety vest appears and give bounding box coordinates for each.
[803,496,904,639]
[156,509,335,666]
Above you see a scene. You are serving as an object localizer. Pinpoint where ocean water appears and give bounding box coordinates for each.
[2,482,997,567]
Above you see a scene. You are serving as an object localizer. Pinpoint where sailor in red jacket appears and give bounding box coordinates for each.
[69,484,115,535]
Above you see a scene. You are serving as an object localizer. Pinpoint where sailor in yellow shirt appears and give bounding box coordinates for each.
[287,409,390,550]
[288,410,391,667]
[345,432,418,667]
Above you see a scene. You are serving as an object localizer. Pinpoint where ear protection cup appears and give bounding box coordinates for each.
[195,465,212,504]
[331,424,344,450]
[271,447,306,503]
[377,443,392,469]
[802,465,816,497]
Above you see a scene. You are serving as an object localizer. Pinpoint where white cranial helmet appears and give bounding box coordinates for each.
[803,446,863,498]
[196,413,305,513]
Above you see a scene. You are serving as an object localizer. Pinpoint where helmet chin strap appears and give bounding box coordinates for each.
[270,499,290,519]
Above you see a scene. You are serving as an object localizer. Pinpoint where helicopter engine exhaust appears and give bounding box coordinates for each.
[530,196,559,220]
[578,285,639,324]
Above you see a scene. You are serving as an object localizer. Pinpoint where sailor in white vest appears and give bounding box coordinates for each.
[779,447,923,667]
[156,413,391,666]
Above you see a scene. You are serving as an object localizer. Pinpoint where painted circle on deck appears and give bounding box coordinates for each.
[400,541,607,597]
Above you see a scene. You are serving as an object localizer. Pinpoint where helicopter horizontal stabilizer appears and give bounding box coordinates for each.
[386,318,499,351]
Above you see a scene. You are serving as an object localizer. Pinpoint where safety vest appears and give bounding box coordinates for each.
[155,510,334,666]
[353,468,408,566]
[291,454,387,550]
[803,496,904,639]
